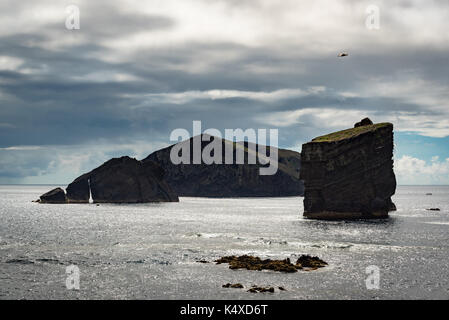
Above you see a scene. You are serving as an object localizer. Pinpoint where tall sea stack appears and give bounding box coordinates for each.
[300,118,396,219]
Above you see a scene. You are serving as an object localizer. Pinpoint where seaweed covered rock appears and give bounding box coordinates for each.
[296,255,327,269]
[215,255,327,273]
[300,120,397,219]
[66,156,178,203]
[247,286,275,293]
[222,283,244,289]
[39,187,67,204]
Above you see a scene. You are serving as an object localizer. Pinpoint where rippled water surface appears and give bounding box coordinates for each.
[1,185,448,299]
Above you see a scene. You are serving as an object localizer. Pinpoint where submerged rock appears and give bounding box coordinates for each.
[215,254,327,273]
[247,286,275,293]
[196,260,209,264]
[296,255,328,269]
[222,283,244,289]
[300,120,397,220]
[278,286,287,291]
[39,187,67,204]
[143,135,304,197]
[6,259,34,265]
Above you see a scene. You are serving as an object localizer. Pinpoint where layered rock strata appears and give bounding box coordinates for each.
[300,120,396,219]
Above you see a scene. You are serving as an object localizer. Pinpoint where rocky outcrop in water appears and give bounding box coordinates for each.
[68,156,178,203]
[215,254,327,272]
[65,178,89,203]
[37,134,302,202]
[300,119,396,219]
[143,135,303,197]
[222,283,244,288]
[39,157,178,203]
[39,187,67,204]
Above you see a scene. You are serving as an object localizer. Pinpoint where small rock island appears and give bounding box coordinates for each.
[300,118,397,219]
[39,157,178,204]
[39,187,67,204]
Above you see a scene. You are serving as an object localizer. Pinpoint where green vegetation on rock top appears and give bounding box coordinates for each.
[311,122,392,143]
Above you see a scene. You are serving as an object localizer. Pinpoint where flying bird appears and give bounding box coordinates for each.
[338,52,348,57]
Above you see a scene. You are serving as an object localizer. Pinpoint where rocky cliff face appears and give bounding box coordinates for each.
[40,187,67,204]
[143,135,304,197]
[300,120,396,219]
[40,157,178,204]
[37,135,303,203]
[67,157,178,203]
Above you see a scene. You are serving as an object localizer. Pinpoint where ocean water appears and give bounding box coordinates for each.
[0,185,448,300]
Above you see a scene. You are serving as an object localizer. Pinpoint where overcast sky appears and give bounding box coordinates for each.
[0,0,448,184]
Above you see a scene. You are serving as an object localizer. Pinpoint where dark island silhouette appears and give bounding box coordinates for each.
[38,118,397,221]
[38,135,303,203]
[143,135,303,197]
[40,157,178,203]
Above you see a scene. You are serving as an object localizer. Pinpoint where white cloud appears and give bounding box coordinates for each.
[255,107,372,128]
[344,73,449,137]
[72,71,141,83]
[395,155,449,185]
[0,140,169,184]
[390,113,449,138]
[3,1,442,61]
[255,87,449,138]
[0,56,24,71]
[128,87,325,105]
[0,145,42,151]
[96,0,449,61]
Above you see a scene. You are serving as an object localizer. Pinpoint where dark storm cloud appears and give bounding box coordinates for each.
[0,0,448,182]
[1,39,447,146]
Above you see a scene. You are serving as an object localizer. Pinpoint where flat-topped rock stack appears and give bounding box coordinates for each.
[300,118,397,220]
